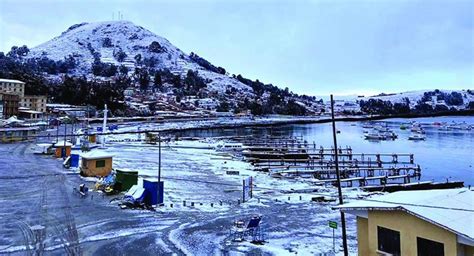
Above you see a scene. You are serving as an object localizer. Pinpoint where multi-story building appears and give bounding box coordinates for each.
[20,95,47,113]
[0,92,20,119]
[1,79,48,120]
[0,78,25,98]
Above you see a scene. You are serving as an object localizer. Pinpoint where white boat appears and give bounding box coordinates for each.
[374,126,392,132]
[215,142,244,152]
[448,123,472,131]
[408,134,426,141]
[438,125,449,131]
[364,133,385,140]
[380,131,398,139]
[411,126,425,134]
[362,123,375,129]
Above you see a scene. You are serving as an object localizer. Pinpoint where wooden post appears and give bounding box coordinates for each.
[330,95,348,256]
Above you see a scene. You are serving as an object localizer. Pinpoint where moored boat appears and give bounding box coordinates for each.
[364,132,386,140]
[408,134,426,141]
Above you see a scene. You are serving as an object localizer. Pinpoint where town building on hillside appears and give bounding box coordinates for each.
[20,95,47,113]
[124,87,135,97]
[0,79,48,120]
[0,92,20,119]
[337,188,474,256]
[0,78,25,98]
[18,108,43,120]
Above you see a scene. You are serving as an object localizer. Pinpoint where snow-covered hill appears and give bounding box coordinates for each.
[360,90,473,107]
[26,21,252,93]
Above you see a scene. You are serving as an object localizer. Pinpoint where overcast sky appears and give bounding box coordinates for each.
[0,0,472,96]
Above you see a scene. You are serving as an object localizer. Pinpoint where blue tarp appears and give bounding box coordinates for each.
[143,179,164,205]
[70,154,79,167]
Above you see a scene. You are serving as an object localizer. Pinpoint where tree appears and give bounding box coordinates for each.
[445,92,464,105]
[102,37,113,47]
[92,60,117,77]
[136,68,150,92]
[393,102,410,114]
[269,92,282,105]
[7,45,29,58]
[119,65,129,75]
[414,103,433,114]
[249,102,264,116]
[113,48,127,62]
[216,100,230,112]
[143,57,158,67]
[153,72,162,90]
[134,54,142,64]
[468,101,474,110]
[434,104,449,112]
[149,41,164,53]
[283,100,307,116]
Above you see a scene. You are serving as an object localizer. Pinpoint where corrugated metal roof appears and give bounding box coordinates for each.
[337,188,474,241]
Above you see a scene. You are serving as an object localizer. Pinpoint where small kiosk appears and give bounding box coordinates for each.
[80,151,114,177]
[53,140,73,158]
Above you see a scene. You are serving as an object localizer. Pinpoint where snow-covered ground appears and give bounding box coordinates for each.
[90,128,369,255]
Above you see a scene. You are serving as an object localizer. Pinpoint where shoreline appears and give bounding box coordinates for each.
[71,111,474,137]
[156,110,474,134]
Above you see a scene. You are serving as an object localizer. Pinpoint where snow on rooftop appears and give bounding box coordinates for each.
[0,78,25,84]
[80,150,114,159]
[53,140,73,147]
[338,188,474,241]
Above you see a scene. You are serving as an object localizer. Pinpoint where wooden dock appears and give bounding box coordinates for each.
[362,180,464,192]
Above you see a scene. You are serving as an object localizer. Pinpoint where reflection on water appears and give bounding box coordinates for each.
[177,116,474,185]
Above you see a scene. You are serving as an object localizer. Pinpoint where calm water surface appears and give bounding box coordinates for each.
[178,116,474,185]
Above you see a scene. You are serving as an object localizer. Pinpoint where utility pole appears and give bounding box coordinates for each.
[56,120,59,143]
[63,120,67,146]
[102,104,108,148]
[72,117,75,143]
[157,133,164,205]
[330,94,348,256]
[158,134,161,182]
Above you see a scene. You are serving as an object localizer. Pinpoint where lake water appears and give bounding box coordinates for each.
[176,116,474,186]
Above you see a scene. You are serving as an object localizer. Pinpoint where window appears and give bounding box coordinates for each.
[95,160,106,168]
[417,237,444,256]
[377,226,401,256]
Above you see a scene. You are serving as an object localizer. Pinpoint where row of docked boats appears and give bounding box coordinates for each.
[363,124,398,141]
[401,121,472,131]
[362,122,427,141]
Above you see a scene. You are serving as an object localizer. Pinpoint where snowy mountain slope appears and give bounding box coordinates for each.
[349,89,474,109]
[26,21,253,93]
